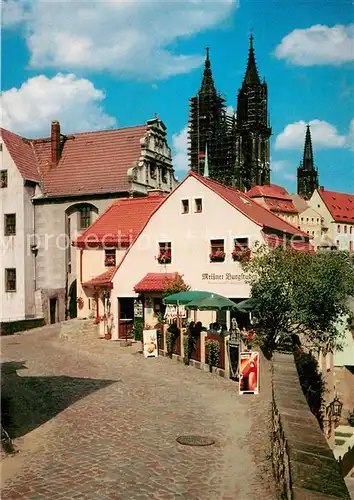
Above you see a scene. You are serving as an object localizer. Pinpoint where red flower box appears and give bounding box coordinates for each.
[157,250,171,264]
[210,250,225,262]
[232,246,251,262]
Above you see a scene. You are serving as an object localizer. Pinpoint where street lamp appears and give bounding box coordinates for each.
[329,395,343,420]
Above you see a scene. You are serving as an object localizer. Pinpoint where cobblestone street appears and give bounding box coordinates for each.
[1,325,275,500]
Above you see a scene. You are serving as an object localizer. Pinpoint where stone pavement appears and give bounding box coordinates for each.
[1,324,276,500]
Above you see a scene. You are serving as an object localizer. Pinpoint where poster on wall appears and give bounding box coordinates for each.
[143,329,158,358]
[239,351,259,395]
[134,299,143,318]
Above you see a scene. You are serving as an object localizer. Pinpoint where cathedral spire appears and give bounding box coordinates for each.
[200,47,216,94]
[297,125,319,199]
[243,34,261,85]
[302,124,314,167]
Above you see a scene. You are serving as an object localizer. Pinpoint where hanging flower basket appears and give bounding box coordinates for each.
[209,250,225,263]
[232,246,251,262]
[77,296,84,310]
[157,251,171,264]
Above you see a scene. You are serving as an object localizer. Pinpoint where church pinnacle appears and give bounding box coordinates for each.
[200,47,216,94]
[297,125,319,199]
[244,34,261,85]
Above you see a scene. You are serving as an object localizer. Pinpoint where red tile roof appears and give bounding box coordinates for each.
[74,195,165,247]
[262,232,314,253]
[247,184,291,200]
[317,189,354,224]
[263,198,298,214]
[43,126,147,196]
[134,273,181,293]
[1,124,148,196]
[82,268,116,288]
[191,173,307,237]
[247,184,298,213]
[1,128,40,182]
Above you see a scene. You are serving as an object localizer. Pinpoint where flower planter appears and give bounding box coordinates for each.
[232,247,251,262]
[209,252,226,263]
[210,256,225,263]
[157,257,171,264]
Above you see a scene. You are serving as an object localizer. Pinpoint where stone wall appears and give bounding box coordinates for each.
[0,318,45,336]
[272,352,350,499]
[60,318,98,341]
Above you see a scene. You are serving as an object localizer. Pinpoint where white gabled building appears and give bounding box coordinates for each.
[75,171,312,340]
[309,188,354,252]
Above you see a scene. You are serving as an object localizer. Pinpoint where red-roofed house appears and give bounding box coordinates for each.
[74,171,312,340]
[309,188,354,252]
[247,184,299,227]
[0,116,177,326]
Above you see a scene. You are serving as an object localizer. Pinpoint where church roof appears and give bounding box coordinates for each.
[1,124,149,197]
[74,195,165,248]
[317,188,354,224]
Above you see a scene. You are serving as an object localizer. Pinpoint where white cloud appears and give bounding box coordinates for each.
[172,126,189,173]
[275,24,354,66]
[1,0,30,26]
[275,119,347,150]
[1,73,116,137]
[4,0,238,80]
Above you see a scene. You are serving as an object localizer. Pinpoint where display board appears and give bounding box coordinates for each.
[239,351,259,395]
[143,329,158,358]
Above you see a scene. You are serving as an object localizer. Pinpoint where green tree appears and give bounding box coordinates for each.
[243,246,354,353]
[162,274,190,298]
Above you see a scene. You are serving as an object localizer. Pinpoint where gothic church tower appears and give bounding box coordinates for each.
[234,35,272,191]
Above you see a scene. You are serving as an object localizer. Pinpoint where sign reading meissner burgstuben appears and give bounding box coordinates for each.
[201,272,250,284]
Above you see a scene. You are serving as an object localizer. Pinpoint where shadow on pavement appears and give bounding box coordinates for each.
[1,360,118,439]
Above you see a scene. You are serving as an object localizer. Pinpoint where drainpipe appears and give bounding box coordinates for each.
[80,248,83,283]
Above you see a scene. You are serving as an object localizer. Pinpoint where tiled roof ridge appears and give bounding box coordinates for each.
[318,188,354,198]
[190,171,308,236]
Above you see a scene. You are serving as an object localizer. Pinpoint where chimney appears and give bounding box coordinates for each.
[51,120,61,167]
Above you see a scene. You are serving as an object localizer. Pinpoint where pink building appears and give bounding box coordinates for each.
[74,172,312,340]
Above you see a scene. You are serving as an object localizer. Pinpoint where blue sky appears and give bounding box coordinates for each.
[2,0,353,193]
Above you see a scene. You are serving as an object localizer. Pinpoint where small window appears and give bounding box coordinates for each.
[349,241,353,252]
[210,239,225,262]
[312,231,315,236]
[344,225,347,233]
[306,218,309,223]
[4,214,16,235]
[234,237,249,249]
[181,199,189,214]
[104,249,116,267]
[161,167,168,183]
[317,204,320,208]
[150,164,156,179]
[337,225,341,233]
[311,218,314,223]
[158,242,172,264]
[301,217,304,223]
[336,240,340,247]
[316,218,319,223]
[5,268,16,292]
[350,226,353,234]
[194,198,203,213]
[0,169,8,188]
[79,207,91,229]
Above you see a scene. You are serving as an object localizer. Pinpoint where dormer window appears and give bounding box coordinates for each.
[181,199,189,214]
[195,198,203,213]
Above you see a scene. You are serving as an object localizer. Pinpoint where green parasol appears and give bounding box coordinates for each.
[185,294,239,311]
[163,290,223,306]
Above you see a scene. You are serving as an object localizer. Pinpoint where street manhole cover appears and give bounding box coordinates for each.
[176,435,215,447]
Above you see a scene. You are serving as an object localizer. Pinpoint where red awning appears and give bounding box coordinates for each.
[262,232,314,253]
[134,272,181,293]
[82,268,115,288]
